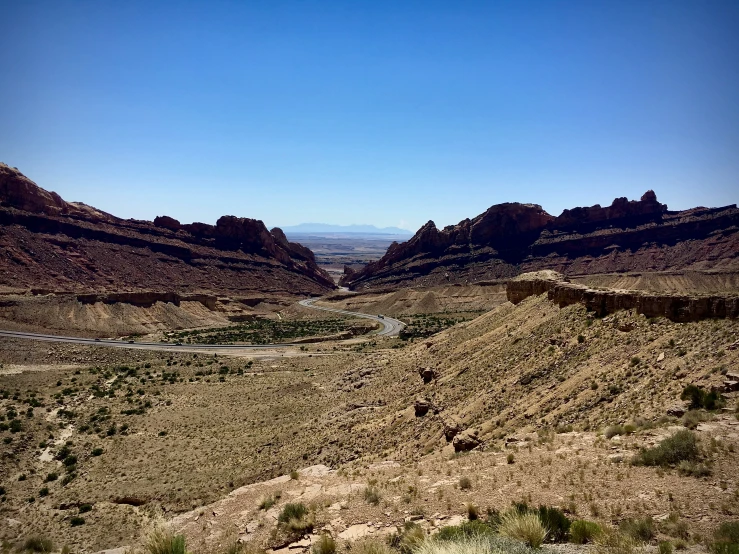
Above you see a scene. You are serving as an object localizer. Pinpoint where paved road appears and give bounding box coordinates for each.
[0,329,296,351]
[298,298,405,337]
[0,296,404,351]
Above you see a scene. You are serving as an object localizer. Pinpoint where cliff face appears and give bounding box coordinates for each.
[0,163,334,295]
[507,271,739,322]
[341,191,739,290]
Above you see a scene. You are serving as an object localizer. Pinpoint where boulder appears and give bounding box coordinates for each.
[666,404,687,418]
[414,397,431,417]
[453,429,481,452]
[723,380,739,393]
[418,367,436,384]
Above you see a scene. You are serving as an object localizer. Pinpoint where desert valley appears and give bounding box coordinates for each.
[0,163,737,554]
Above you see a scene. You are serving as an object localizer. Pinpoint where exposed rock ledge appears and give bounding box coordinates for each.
[507,271,739,322]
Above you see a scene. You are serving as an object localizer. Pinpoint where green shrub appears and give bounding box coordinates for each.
[435,520,496,542]
[536,505,570,542]
[633,430,699,466]
[570,520,602,544]
[712,522,739,554]
[92,447,104,456]
[508,503,570,543]
[659,541,674,554]
[278,502,313,537]
[498,510,547,548]
[70,516,85,526]
[681,385,724,410]
[459,476,472,490]
[278,503,308,523]
[619,517,655,542]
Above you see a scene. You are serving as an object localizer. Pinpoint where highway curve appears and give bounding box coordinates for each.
[0,296,404,352]
[298,298,405,337]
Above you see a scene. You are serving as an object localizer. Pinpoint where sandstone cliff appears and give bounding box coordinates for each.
[507,271,739,322]
[341,191,739,290]
[0,163,334,295]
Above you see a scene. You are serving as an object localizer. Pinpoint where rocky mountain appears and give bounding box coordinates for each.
[0,163,334,296]
[341,191,739,290]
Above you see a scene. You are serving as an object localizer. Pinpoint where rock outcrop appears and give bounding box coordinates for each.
[341,191,739,290]
[507,271,739,322]
[0,163,334,296]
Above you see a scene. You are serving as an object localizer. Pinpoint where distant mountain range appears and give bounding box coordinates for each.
[280,223,413,235]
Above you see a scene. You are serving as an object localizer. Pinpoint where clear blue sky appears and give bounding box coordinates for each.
[1,0,737,232]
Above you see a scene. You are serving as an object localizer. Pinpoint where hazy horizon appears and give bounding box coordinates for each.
[1,1,737,231]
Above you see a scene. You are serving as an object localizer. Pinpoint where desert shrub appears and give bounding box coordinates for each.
[619,517,655,542]
[507,453,515,464]
[278,503,308,523]
[594,529,641,554]
[312,533,336,554]
[348,539,394,554]
[659,541,674,554]
[70,516,85,526]
[536,505,570,542]
[45,472,58,482]
[676,460,711,477]
[259,494,279,510]
[414,535,537,554]
[711,522,739,554]
[92,447,104,456]
[508,503,569,543]
[681,385,724,410]
[660,513,689,540]
[278,502,313,537]
[435,520,496,542]
[145,528,187,554]
[459,476,472,490]
[23,537,54,553]
[364,486,381,505]
[633,430,699,466]
[681,410,708,430]
[497,510,547,548]
[570,520,602,544]
[388,521,425,554]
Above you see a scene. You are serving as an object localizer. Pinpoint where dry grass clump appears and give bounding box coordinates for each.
[277,502,314,538]
[389,522,426,554]
[497,511,547,548]
[414,535,537,554]
[594,528,642,554]
[570,520,602,544]
[347,539,395,554]
[144,528,188,554]
[21,537,54,553]
[312,533,336,554]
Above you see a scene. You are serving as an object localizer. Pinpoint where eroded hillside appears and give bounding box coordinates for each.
[1,287,737,551]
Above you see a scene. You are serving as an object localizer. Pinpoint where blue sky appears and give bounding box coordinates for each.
[1,1,737,232]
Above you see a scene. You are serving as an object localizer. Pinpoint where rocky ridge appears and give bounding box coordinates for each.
[341,191,739,290]
[507,271,739,322]
[0,163,334,296]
